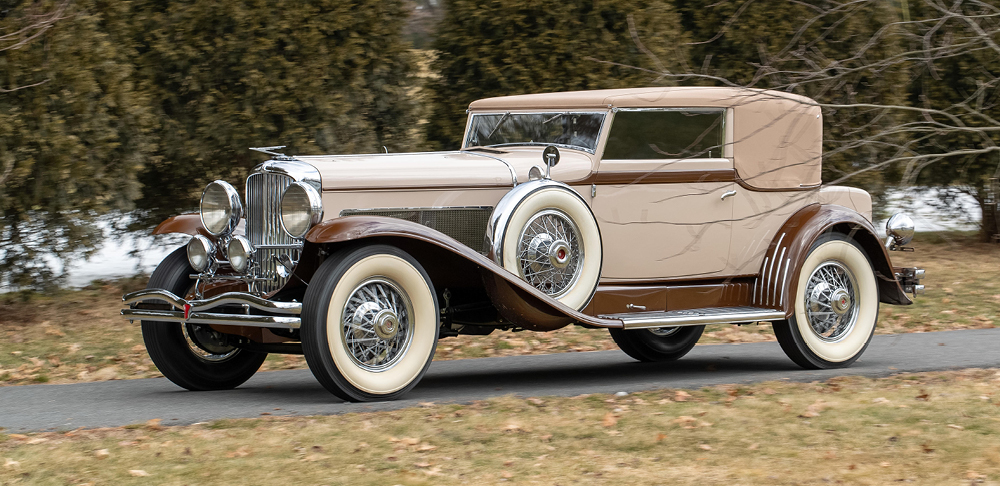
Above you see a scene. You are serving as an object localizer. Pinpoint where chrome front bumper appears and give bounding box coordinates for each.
[121,289,302,329]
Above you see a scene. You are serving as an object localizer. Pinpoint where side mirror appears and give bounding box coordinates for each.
[542,146,560,179]
[543,145,560,167]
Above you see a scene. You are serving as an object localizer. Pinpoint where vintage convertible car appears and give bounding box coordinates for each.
[122,87,925,401]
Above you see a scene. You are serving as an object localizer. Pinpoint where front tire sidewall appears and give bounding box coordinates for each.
[500,187,602,311]
[785,235,879,368]
[302,245,439,401]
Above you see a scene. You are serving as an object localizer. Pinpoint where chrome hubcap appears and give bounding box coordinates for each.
[342,278,413,372]
[804,261,859,342]
[517,209,583,297]
[373,310,400,340]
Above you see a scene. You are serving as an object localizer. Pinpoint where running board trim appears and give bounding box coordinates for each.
[600,306,786,330]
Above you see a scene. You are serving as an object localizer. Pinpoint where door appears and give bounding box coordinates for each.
[592,108,735,280]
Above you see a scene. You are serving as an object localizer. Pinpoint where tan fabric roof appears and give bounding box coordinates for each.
[468,87,816,111]
[470,87,823,190]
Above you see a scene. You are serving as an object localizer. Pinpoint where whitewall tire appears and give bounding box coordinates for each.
[499,186,602,311]
[301,244,439,401]
[773,234,879,369]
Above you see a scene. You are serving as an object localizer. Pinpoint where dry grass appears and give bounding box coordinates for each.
[2,369,999,485]
[1,232,996,386]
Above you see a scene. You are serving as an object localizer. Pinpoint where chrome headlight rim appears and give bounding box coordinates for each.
[200,180,243,237]
[886,212,915,246]
[279,182,324,238]
[227,235,254,274]
[187,235,215,273]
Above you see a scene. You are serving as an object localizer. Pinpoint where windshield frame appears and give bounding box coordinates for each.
[462,110,610,154]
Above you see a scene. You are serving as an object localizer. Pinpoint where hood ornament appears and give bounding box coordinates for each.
[250,145,295,161]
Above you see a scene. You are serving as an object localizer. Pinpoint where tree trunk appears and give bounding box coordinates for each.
[979,195,999,243]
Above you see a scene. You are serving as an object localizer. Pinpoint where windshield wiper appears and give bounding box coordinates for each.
[486,112,510,139]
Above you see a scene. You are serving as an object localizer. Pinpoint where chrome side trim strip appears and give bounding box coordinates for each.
[780,258,791,307]
[606,307,786,330]
[772,247,787,305]
[757,257,769,305]
[122,289,302,315]
[121,309,300,329]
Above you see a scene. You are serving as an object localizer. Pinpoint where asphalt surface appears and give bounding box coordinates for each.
[1,328,998,432]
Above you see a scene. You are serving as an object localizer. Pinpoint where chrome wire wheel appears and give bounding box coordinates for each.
[341,277,414,372]
[183,324,240,362]
[516,209,583,297]
[647,327,681,337]
[804,260,859,342]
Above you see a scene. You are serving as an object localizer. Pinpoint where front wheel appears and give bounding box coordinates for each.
[773,233,879,369]
[301,244,439,401]
[141,247,267,391]
[609,326,704,362]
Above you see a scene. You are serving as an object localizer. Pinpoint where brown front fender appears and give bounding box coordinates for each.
[755,204,911,319]
[305,216,623,331]
[152,213,211,237]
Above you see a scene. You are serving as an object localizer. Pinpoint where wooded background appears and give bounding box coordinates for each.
[1,0,998,288]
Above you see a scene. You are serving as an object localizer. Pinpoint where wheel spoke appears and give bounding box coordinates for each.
[804,260,859,342]
[515,209,584,297]
[341,278,414,372]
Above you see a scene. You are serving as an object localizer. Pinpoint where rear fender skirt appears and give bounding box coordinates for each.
[754,203,911,318]
[304,216,623,331]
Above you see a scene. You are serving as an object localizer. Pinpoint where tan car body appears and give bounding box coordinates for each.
[151,87,909,333]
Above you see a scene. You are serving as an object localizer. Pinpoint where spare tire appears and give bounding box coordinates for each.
[487,180,602,311]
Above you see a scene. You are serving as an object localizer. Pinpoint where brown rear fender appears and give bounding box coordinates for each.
[304,216,623,331]
[755,204,911,319]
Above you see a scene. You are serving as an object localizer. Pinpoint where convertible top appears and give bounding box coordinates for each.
[470,87,822,191]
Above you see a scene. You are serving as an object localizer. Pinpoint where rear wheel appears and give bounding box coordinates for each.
[609,326,704,362]
[301,244,439,401]
[773,234,879,369]
[141,247,266,391]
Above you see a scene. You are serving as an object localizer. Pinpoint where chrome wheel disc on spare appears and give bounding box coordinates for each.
[516,209,583,297]
[341,277,414,372]
[804,261,859,342]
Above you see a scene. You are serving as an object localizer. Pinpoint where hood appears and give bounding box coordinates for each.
[296,148,595,191]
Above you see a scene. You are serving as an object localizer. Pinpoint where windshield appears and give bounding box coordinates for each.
[465,112,606,153]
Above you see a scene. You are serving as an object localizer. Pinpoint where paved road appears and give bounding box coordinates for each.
[2,328,998,432]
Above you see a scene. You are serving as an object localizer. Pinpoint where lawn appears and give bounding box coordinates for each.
[0,231,996,386]
[1,368,998,485]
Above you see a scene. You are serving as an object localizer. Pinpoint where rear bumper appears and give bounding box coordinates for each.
[121,289,302,329]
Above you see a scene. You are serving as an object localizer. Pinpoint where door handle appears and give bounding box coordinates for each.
[721,190,737,200]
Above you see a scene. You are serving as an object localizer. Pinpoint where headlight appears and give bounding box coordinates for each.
[280,182,323,238]
[187,235,214,272]
[200,181,242,236]
[886,213,915,246]
[227,235,253,274]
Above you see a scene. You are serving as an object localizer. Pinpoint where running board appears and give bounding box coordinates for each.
[599,306,786,330]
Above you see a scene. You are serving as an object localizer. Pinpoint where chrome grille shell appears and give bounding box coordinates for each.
[244,159,322,294]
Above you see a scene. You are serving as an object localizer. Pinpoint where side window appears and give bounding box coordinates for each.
[603,109,725,159]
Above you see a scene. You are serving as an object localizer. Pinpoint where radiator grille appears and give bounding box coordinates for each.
[246,172,296,293]
[340,207,493,253]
